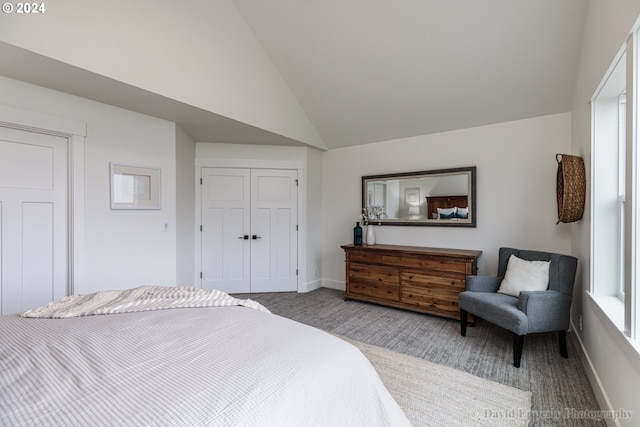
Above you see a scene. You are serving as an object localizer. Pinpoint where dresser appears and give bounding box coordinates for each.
[341,244,481,321]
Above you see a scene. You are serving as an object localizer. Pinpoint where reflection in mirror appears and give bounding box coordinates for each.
[362,167,476,227]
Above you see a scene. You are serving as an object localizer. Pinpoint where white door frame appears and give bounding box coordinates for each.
[195,158,305,292]
[0,104,86,296]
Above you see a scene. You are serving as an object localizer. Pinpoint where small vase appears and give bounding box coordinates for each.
[353,222,363,245]
[366,224,376,245]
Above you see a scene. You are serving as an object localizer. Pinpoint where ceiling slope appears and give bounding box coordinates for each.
[0,1,587,150]
[0,42,310,147]
[0,0,326,149]
[235,0,588,148]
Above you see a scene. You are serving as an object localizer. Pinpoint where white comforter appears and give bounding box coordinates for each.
[1,289,410,426]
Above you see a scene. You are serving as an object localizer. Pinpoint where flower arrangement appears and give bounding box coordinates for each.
[362,205,385,225]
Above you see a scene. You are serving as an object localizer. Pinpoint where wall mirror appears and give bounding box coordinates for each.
[362,166,476,227]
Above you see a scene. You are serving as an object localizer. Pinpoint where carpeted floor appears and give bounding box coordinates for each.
[239,288,604,427]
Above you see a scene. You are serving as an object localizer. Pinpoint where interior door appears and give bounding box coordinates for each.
[201,168,251,293]
[0,126,68,315]
[250,169,298,293]
[200,167,298,293]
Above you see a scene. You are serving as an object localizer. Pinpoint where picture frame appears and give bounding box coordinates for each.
[405,187,420,206]
[110,163,161,210]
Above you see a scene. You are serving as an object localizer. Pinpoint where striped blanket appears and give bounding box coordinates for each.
[21,285,269,318]
[3,298,410,426]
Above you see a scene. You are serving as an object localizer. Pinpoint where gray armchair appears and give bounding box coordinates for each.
[459,247,578,368]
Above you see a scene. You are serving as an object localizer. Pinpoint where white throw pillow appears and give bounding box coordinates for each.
[498,254,550,297]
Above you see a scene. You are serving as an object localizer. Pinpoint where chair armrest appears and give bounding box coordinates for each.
[517,290,573,332]
[466,276,502,293]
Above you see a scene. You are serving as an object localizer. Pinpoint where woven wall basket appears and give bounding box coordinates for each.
[556,153,586,224]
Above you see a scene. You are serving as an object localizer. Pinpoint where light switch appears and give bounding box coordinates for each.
[163,222,169,231]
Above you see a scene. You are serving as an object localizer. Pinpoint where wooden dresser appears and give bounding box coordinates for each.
[341,244,481,321]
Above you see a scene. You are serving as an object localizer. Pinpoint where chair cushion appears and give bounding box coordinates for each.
[459,291,529,335]
[497,254,550,297]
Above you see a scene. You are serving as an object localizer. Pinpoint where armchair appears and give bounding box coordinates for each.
[458,247,578,368]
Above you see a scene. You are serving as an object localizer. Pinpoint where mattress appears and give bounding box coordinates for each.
[1,291,410,426]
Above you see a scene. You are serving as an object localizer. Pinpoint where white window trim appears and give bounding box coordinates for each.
[590,31,639,342]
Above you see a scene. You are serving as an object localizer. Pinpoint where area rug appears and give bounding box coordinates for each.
[343,336,532,427]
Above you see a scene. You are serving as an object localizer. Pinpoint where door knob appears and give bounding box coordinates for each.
[252,235,262,240]
[238,235,249,240]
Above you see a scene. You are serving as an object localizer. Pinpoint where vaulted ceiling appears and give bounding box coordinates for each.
[0,1,588,150]
[233,0,587,148]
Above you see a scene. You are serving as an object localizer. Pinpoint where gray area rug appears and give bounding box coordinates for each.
[242,288,605,427]
[343,335,531,426]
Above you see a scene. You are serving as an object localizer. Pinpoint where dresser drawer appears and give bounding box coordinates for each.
[349,263,399,285]
[400,286,462,317]
[381,255,422,268]
[421,257,472,274]
[349,251,382,264]
[401,270,466,290]
[348,281,399,301]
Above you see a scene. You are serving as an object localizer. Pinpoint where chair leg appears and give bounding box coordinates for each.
[559,330,568,358]
[513,335,524,368]
[460,309,467,336]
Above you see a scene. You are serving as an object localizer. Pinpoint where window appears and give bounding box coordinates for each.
[592,25,640,341]
[618,90,626,300]
[592,52,626,301]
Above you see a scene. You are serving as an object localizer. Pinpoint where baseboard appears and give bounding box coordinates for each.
[299,279,322,293]
[320,279,345,291]
[570,319,620,427]
[300,279,345,292]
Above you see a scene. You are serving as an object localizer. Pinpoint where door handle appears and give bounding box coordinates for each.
[238,235,249,240]
[252,235,262,240]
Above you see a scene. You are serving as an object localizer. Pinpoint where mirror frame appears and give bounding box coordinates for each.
[361,166,476,227]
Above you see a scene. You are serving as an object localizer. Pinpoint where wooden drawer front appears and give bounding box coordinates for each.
[349,281,399,301]
[350,263,399,285]
[402,270,465,290]
[401,286,462,318]
[349,251,382,264]
[421,258,471,274]
[381,255,421,268]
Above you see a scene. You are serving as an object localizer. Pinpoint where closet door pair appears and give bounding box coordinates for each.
[200,168,298,293]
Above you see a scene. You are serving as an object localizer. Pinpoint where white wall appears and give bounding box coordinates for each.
[176,125,196,286]
[195,142,324,291]
[305,146,324,289]
[0,0,324,149]
[322,113,572,288]
[571,0,640,424]
[0,76,178,293]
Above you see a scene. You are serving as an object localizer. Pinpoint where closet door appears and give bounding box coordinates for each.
[200,168,298,293]
[250,169,298,293]
[201,168,251,293]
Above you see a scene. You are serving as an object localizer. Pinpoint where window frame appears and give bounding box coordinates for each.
[591,31,639,340]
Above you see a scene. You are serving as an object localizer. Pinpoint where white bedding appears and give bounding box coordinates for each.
[21,285,269,318]
[1,289,410,426]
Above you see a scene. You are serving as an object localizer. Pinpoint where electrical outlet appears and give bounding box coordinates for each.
[578,314,583,331]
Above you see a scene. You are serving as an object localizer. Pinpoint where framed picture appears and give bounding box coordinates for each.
[405,187,420,206]
[110,163,161,210]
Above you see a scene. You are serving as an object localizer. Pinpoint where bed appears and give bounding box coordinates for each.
[426,195,469,219]
[0,286,410,426]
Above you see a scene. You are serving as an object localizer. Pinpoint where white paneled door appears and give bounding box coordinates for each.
[201,168,251,293]
[201,168,297,293]
[250,169,298,293]
[0,126,68,315]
